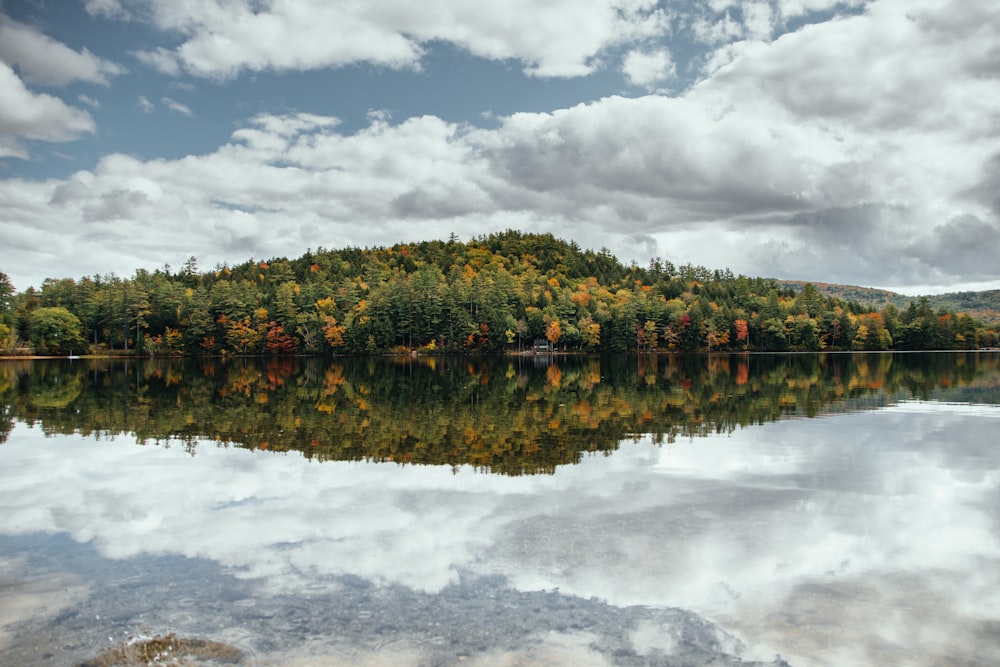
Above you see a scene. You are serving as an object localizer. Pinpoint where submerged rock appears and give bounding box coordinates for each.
[78,633,245,667]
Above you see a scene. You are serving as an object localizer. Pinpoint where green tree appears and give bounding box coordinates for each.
[28,307,88,355]
[0,272,15,345]
[0,322,14,351]
[0,271,14,319]
[272,281,301,330]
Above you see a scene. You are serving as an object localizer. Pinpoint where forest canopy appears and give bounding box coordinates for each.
[1,231,996,355]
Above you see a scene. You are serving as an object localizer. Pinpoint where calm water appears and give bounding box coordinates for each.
[1,353,998,666]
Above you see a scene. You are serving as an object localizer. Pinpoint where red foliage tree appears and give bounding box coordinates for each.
[265,321,299,354]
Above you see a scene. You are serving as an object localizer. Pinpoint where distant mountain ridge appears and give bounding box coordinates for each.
[776,280,1000,325]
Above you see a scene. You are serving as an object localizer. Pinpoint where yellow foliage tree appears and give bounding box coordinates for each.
[545,319,562,346]
[323,317,345,348]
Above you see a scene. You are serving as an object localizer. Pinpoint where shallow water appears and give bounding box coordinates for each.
[1,354,999,666]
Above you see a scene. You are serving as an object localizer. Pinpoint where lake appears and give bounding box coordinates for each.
[1,352,998,666]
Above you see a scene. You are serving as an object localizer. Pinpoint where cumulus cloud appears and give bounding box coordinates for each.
[693,10,745,44]
[0,16,113,160]
[2,0,999,292]
[104,0,669,79]
[0,15,125,86]
[0,112,497,285]
[0,63,95,158]
[621,48,676,88]
[478,92,864,234]
[741,1,775,40]
[49,180,93,206]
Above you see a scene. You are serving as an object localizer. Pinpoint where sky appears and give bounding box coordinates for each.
[0,0,998,295]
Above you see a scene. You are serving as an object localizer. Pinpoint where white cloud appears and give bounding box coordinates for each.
[0,63,95,158]
[132,46,183,77]
[0,138,28,160]
[777,0,868,20]
[741,1,775,40]
[77,94,101,109]
[111,0,668,79]
[0,16,103,158]
[621,48,676,88]
[0,15,125,86]
[136,95,154,113]
[693,11,745,44]
[709,0,740,11]
[161,96,193,117]
[83,0,129,19]
[0,112,498,286]
[482,94,853,222]
[242,111,342,139]
[3,0,999,293]
[1,402,999,666]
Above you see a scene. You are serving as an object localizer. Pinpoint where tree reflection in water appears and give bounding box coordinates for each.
[1,352,997,475]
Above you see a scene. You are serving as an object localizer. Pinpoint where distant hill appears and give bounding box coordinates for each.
[5,232,997,355]
[932,290,1000,326]
[776,281,1000,325]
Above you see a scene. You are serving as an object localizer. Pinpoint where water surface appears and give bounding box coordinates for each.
[1,353,998,666]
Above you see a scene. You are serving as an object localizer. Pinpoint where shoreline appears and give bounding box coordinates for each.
[4,348,1000,362]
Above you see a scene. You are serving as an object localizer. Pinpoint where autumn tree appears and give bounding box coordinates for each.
[580,316,601,349]
[222,317,262,354]
[2,232,993,356]
[265,321,299,354]
[734,319,749,350]
[545,319,562,347]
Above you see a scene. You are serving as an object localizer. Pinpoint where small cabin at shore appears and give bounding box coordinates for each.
[532,338,554,353]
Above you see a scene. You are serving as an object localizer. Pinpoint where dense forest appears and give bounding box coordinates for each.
[1,231,997,356]
[777,280,1000,326]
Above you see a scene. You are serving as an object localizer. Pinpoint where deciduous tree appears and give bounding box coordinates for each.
[28,307,87,355]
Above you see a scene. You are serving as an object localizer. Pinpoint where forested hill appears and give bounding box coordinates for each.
[776,281,1000,326]
[1,231,997,356]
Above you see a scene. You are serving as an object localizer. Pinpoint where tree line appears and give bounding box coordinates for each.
[1,231,997,356]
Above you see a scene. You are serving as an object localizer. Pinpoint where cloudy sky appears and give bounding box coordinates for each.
[1,0,998,294]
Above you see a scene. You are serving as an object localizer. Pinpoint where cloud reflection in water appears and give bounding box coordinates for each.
[1,400,998,665]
